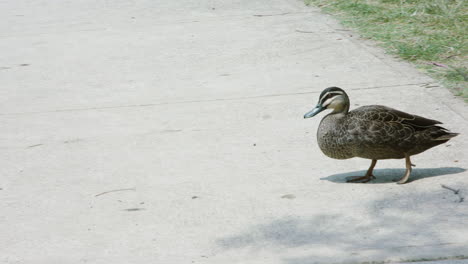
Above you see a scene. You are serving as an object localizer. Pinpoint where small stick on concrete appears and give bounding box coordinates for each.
[295,29,316,33]
[27,143,43,148]
[253,12,290,17]
[95,188,136,197]
[441,184,459,194]
[123,208,145,212]
[441,184,464,203]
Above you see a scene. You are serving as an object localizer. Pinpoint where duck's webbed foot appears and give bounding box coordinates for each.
[345,159,377,184]
[346,174,376,183]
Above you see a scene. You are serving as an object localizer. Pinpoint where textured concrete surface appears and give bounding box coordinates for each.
[1,0,467,263]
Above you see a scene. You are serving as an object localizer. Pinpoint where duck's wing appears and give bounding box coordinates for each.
[350,105,442,130]
[347,106,458,156]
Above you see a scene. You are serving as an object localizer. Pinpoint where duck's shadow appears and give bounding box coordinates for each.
[321,167,466,184]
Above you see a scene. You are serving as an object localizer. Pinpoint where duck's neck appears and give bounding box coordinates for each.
[324,112,346,122]
[331,103,349,115]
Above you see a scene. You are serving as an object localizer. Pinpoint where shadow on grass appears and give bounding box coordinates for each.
[320,167,466,184]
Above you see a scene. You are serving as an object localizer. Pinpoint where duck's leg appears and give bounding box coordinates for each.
[397,155,412,184]
[346,159,377,183]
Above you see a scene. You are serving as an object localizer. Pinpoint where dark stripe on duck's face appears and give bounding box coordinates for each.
[319,91,344,107]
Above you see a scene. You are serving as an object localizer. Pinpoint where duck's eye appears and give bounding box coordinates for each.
[322,94,332,102]
[321,93,340,106]
[320,94,331,105]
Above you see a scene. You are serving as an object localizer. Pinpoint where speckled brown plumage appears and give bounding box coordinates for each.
[304,87,458,184]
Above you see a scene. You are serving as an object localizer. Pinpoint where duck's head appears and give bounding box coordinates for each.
[304,87,350,118]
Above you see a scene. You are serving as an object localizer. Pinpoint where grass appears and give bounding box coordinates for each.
[305,0,468,100]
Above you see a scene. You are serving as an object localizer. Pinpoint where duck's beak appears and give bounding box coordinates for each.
[304,104,324,119]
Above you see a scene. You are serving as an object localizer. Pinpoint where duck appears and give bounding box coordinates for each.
[304,87,459,184]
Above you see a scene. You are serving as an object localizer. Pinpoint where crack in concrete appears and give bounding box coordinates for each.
[0,82,429,116]
[0,12,319,39]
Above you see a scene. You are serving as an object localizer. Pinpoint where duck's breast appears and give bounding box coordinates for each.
[316,114,355,159]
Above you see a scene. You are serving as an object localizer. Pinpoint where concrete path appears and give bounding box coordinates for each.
[1,0,467,263]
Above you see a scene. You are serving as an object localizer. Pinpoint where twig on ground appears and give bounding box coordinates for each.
[123,208,145,212]
[296,29,316,33]
[441,184,459,194]
[95,188,136,197]
[423,61,449,68]
[441,184,464,203]
[253,12,290,17]
[27,144,43,148]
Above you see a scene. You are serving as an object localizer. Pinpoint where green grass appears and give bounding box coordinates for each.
[305,0,468,100]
